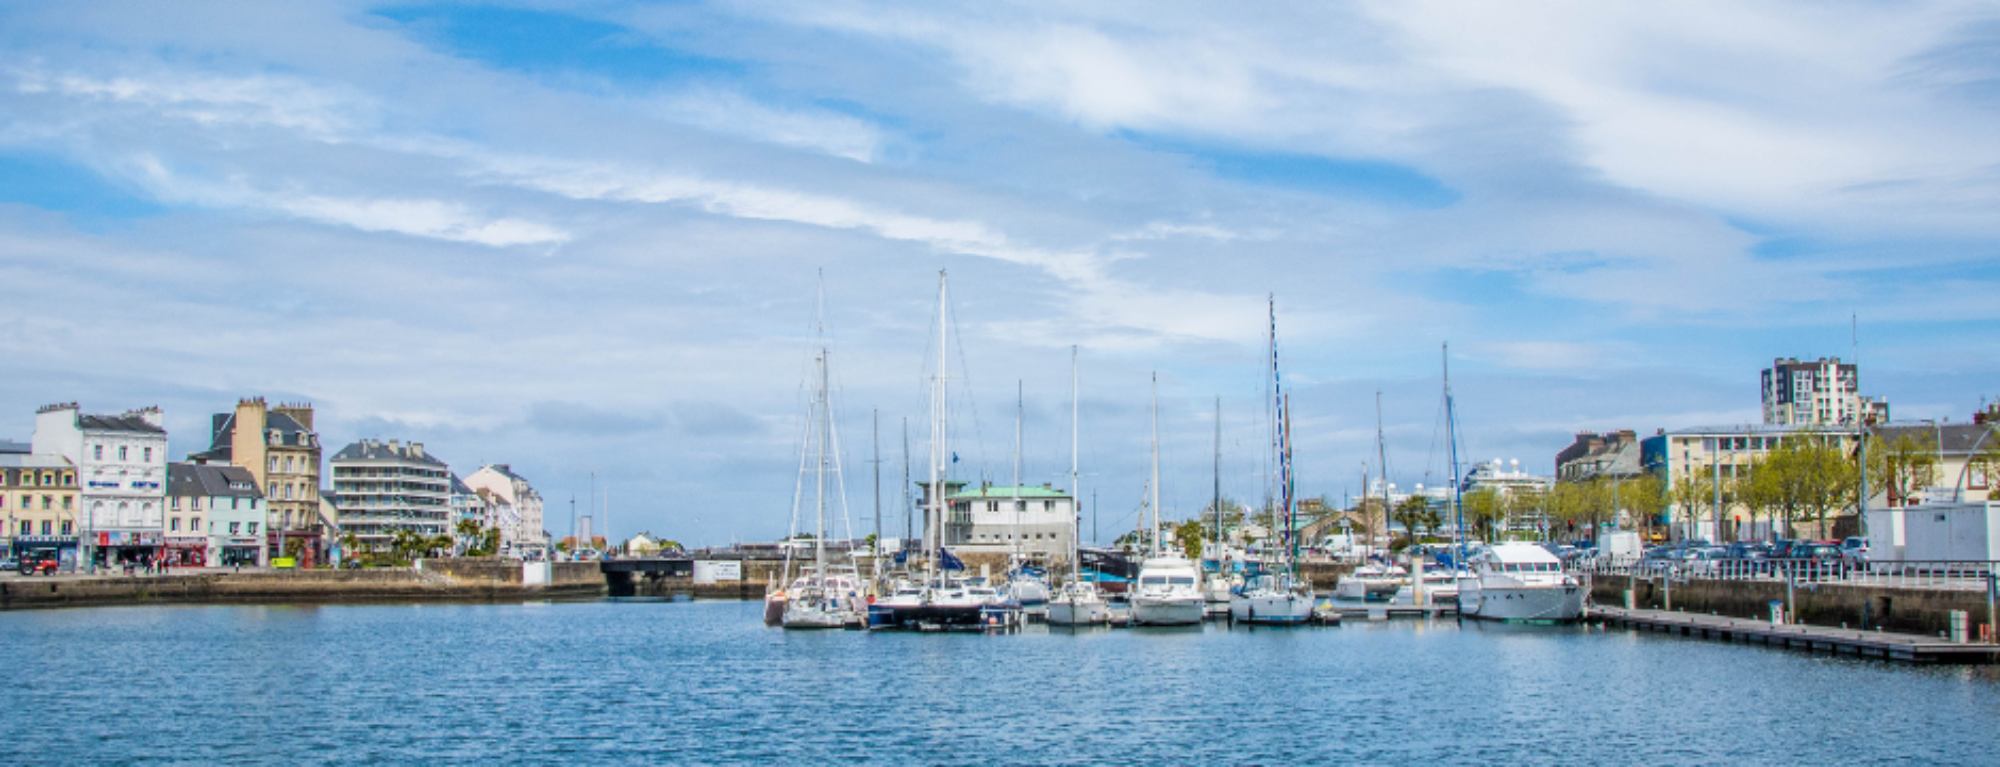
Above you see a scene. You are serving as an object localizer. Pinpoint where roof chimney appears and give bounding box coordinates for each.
[411,443,424,459]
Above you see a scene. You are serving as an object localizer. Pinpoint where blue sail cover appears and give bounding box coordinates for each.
[938,548,966,571]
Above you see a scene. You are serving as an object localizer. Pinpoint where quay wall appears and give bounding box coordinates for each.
[0,566,605,611]
[1590,574,1995,638]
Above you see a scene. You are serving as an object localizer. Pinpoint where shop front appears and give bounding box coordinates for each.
[270,530,324,569]
[11,536,80,571]
[219,536,261,567]
[94,530,162,569]
[162,536,208,567]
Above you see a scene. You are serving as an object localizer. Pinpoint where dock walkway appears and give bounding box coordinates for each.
[1591,606,2000,664]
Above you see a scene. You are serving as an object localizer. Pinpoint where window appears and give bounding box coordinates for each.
[269,457,278,473]
[232,498,239,510]
[190,518,199,533]
[285,456,294,473]
[171,517,180,532]
[60,521,72,535]
[63,473,71,486]
[15,520,25,535]
[229,522,240,535]
[247,522,258,535]
[93,445,103,461]
[172,496,180,510]
[62,497,71,510]
[119,446,127,461]
[143,447,152,463]
[41,496,51,510]
[40,520,51,535]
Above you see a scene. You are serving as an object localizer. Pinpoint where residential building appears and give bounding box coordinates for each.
[942,482,1076,562]
[448,474,491,553]
[461,464,546,557]
[329,439,450,551]
[1459,459,1554,496]
[188,399,325,567]
[1761,357,1890,427]
[165,462,265,567]
[1,453,79,566]
[1641,423,1863,543]
[32,403,169,567]
[1555,430,1644,482]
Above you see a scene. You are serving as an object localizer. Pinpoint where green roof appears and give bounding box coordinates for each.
[948,485,1069,499]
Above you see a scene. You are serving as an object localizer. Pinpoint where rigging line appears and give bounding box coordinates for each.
[826,348,857,547]
[943,290,988,484]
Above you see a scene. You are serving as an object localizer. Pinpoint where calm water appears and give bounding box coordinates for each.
[4,600,1999,764]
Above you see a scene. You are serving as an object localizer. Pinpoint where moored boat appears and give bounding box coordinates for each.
[1459,542,1585,622]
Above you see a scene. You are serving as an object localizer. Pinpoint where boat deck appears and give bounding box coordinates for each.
[1591,606,2000,664]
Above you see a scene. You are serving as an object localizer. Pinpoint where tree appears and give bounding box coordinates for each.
[1869,433,1940,508]
[1391,496,1431,542]
[1175,519,1207,560]
[1668,469,1716,541]
[1461,488,1506,542]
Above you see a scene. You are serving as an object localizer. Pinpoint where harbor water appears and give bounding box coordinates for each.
[4,599,1999,764]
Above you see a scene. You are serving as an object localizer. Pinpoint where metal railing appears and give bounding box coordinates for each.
[1580,555,2000,592]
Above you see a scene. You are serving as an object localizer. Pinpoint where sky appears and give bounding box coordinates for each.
[3,1,1998,545]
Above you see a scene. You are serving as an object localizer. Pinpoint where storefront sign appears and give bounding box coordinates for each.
[95,531,162,546]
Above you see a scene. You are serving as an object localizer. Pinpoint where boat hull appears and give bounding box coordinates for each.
[762,594,786,626]
[1462,583,1585,622]
[1047,598,1110,626]
[1335,577,1400,602]
[867,602,989,630]
[1129,596,1205,626]
[1228,592,1315,625]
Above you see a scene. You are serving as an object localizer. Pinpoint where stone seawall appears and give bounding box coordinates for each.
[1589,573,1994,638]
[0,566,605,611]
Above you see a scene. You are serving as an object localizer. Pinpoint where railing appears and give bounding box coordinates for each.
[1580,555,2000,592]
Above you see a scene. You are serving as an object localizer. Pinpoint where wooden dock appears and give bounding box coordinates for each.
[1324,603,1458,620]
[1591,606,2000,664]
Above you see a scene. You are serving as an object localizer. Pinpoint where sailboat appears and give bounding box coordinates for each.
[868,271,1016,630]
[1128,374,1206,627]
[1336,393,1406,603]
[1048,346,1109,626]
[781,337,865,629]
[1229,298,1315,625]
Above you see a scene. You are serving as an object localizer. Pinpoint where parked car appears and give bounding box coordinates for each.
[1782,542,1847,581]
[1840,536,1870,565]
[1768,539,1800,560]
[0,555,16,572]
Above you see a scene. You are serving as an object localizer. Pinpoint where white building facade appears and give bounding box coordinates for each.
[329,439,450,551]
[462,464,546,557]
[1761,357,1890,427]
[33,403,170,567]
[944,483,1076,561]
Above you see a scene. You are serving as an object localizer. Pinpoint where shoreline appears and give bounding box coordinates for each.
[0,564,607,611]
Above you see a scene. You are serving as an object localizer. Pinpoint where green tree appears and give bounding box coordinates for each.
[1869,432,1941,509]
[1461,488,1506,542]
[1174,518,1206,560]
[1391,495,1431,541]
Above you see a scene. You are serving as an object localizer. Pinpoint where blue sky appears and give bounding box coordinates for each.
[2,1,1998,544]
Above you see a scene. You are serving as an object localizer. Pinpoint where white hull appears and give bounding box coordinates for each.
[1047,597,1111,626]
[1462,583,1585,622]
[1228,592,1315,624]
[1129,596,1205,626]
[1335,576,1401,601]
[782,596,860,629]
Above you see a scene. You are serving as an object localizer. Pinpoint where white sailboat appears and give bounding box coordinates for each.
[1129,374,1206,627]
[1048,347,1109,626]
[1230,298,1314,625]
[782,341,865,629]
[1336,391,1406,603]
[1200,397,1237,617]
[868,271,1014,630]
[1002,382,1054,612]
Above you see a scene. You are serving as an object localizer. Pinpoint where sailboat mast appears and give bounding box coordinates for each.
[1376,391,1389,556]
[872,408,880,582]
[1151,373,1162,557]
[1445,343,1465,564]
[1071,346,1081,581]
[814,350,828,573]
[929,271,948,582]
[902,419,911,544]
[1014,380,1023,560]
[1213,396,1221,561]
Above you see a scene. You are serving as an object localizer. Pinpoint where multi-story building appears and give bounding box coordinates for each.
[1640,424,1863,542]
[32,403,169,567]
[448,474,491,553]
[1555,430,1644,482]
[329,439,450,551]
[188,399,325,566]
[462,464,546,557]
[1761,357,1890,427]
[165,462,266,567]
[942,482,1076,561]
[1,453,79,566]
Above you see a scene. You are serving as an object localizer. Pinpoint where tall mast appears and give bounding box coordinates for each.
[1375,391,1388,554]
[1014,380,1023,560]
[1213,396,1222,562]
[1070,346,1081,581]
[929,270,948,582]
[872,408,880,582]
[814,350,828,574]
[901,419,911,543]
[1445,343,1465,564]
[1151,373,1162,558]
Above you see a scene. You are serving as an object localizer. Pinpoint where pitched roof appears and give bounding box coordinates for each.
[167,462,262,498]
[78,413,165,434]
[450,473,475,495]
[0,453,73,470]
[331,440,448,467]
[1866,423,1997,456]
[0,440,28,455]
